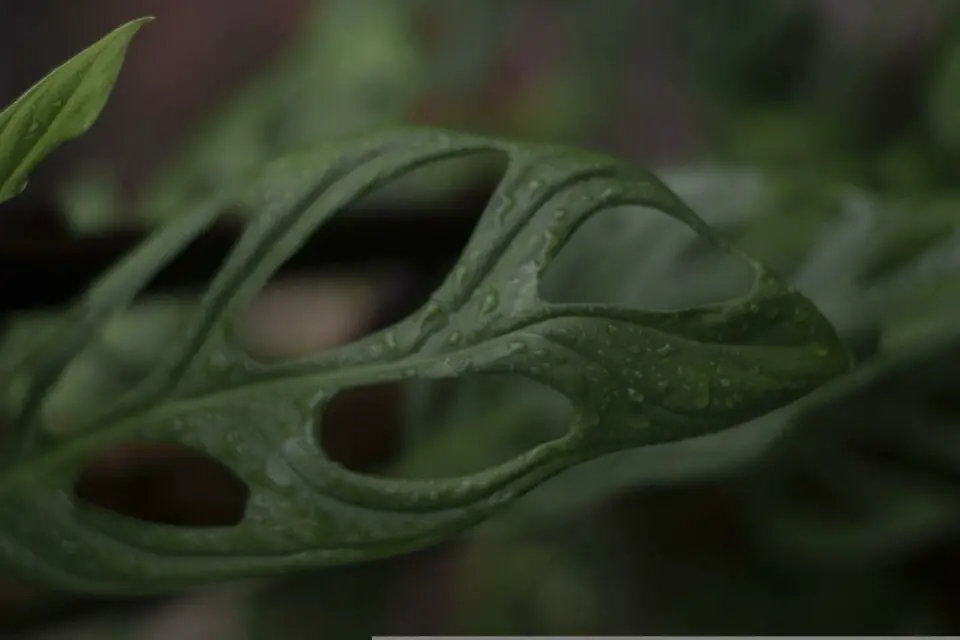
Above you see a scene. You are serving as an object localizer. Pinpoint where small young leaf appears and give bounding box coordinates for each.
[0,17,151,204]
[0,129,848,592]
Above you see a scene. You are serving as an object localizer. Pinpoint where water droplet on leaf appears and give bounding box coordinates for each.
[480,291,499,314]
[383,331,397,350]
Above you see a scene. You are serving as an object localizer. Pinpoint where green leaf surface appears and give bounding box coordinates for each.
[0,18,150,204]
[0,129,847,593]
[449,169,960,528]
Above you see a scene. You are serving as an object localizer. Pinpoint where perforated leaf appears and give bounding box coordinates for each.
[0,129,848,592]
[454,169,959,526]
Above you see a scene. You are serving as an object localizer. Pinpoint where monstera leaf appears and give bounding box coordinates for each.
[0,128,847,593]
[437,168,959,528]
[0,18,150,204]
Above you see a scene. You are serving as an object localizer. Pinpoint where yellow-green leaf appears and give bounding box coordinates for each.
[0,17,151,204]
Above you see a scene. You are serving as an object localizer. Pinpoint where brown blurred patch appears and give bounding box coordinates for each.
[74,442,250,527]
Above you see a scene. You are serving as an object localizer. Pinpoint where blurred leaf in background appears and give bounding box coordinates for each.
[139,1,427,223]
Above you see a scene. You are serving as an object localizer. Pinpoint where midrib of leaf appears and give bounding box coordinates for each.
[0,60,99,188]
[0,297,831,504]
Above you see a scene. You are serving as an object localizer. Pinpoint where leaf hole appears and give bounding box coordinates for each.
[236,272,396,360]
[317,381,406,474]
[539,205,755,310]
[233,151,506,362]
[319,374,573,479]
[74,442,249,527]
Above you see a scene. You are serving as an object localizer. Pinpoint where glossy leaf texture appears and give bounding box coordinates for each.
[0,17,151,204]
[447,169,959,527]
[0,129,848,592]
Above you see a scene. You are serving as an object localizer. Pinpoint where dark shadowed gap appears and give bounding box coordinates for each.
[73,441,249,526]
[320,374,572,478]
[0,157,503,315]
[539,204,754,311]
[319,380,406,474]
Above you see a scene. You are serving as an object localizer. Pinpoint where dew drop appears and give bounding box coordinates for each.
[528,179,544,193]
[265,455,293,487]
[497,196,515,223]
[446,331,463,346]
[384,331,397,350]
[719,378,731,387]
[480,291,499,314]
[655,344,673,355]
[656,380,669,392]
[509,341,528,353]
[692,383,711,409]
[422,301,443,325]
[209,352,231,372]
[542,230,557,249]
[627,388,645,404]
